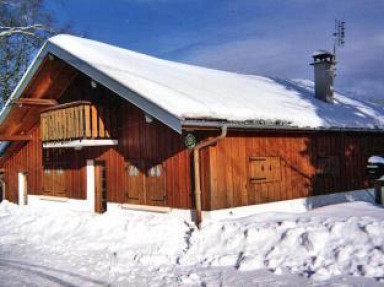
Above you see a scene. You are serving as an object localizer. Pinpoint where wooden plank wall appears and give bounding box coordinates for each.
[3,69,384,211]
[80,100,193,208]
[204,131,384,210]
[61,75,194,208]
[3,127,85,202]
[2,75,193,209]
[3,127,42,203]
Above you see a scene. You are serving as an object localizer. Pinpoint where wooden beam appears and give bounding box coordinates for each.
[0,135,32,141]
[12,98,58,107]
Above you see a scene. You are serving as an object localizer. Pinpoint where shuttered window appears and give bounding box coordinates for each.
[249,156,281,183]
[43,163,67,197]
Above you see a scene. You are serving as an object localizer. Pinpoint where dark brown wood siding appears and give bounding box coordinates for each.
[2,83,193,209]
[2,60,384,211]
[202,131,384,210]
[3,127,86,202]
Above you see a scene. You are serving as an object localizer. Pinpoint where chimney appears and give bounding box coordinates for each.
[310,50,336,103]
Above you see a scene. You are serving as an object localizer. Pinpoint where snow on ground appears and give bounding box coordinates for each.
[0,201,384,286]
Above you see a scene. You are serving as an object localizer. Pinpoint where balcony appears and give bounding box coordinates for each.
[40,101,118,148]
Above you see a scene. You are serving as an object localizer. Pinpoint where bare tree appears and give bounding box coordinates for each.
[0,24,45,38]
[0,0,69,104]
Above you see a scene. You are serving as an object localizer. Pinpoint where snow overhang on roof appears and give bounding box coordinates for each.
[0,43,183,138]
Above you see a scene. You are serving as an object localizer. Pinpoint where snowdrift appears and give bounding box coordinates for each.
[0,200,384,285]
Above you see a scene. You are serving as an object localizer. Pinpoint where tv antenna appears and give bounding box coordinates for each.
[333,19,345,60]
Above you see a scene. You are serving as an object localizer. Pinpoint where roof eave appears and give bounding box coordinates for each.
[0,41,184,158]
[182,119,384,133]
[0,41,183,139]
[46,42,183,134]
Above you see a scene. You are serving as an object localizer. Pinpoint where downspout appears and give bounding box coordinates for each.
[193,125,227,227]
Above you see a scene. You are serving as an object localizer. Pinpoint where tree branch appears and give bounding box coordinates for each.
[0,24,44,38]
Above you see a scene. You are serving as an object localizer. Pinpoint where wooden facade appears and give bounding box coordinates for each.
[1,57,384,212]
[1,68,193,209]
[200,131,384,210]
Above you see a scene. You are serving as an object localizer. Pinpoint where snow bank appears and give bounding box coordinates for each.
[1,200,384,284]
[369,156,384,164]
[192,202,384,281]
[0,201,191,267]
[47,34,384,130]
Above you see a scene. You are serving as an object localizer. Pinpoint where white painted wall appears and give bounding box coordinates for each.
[108,189,376,221]
[107,202,194,221]
[202,188,376,220]
[86,160,95,212]
[27,195,91,212]
[25,186,377,222]
[43,139,118,149]
[17,172,27,206]
[26,160,96,212]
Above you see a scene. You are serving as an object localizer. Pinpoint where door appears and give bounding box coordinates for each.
[124,160,167,206]
[43,164,67,197]
[146,162,167,206]
[95,161,107,213]
[124,160,146,204]
[18,172,28,205]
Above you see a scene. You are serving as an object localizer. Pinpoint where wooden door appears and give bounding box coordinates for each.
[145,162,167,206]
[42,163,67,197]
[95,161,107,213]
[54,168,66,197]
[43,168,53,196]
[124,160,146,204]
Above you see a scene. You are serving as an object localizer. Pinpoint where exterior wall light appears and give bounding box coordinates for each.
[91,80,97,89]
[145,114,153,124]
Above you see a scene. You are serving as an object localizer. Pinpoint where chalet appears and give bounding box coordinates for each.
[0,34,384,223]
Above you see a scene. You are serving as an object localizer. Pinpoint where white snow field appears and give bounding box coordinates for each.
[0,201,384,286]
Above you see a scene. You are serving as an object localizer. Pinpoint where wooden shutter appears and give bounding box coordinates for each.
[43,169,54,196]
[95,161,107,213]
[54,167,67,196]
[146,162,167,206]
[249,156,281,183]
[124,160,146,204]
[42,163,67,197]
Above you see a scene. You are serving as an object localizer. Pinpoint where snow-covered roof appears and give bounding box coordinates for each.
[2,34,384,134]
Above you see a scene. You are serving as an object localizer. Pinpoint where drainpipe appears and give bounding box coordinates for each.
[193,125,227,227]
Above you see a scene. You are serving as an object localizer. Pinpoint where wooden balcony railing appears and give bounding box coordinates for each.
[40,101,117,142]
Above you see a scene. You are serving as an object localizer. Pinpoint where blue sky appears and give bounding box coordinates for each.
[48,0,384,101]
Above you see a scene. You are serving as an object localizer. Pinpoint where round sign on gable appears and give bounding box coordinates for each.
[184,133,197,149]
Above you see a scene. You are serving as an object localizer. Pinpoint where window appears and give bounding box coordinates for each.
[128,165,139,177]
[149,164,162,177]
[249,156,281,184]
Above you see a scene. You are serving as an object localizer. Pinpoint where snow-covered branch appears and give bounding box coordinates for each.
[0,24,44,38]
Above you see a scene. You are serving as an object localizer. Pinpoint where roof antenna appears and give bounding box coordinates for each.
[333,19,345,61]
